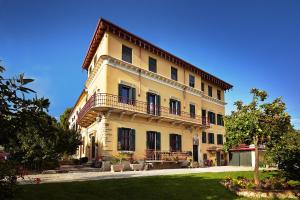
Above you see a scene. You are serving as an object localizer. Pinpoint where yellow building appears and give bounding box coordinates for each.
[68,18,233,166]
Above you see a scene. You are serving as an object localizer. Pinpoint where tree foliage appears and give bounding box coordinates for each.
[0,161,18,200]
[59,107,72,130]
[224,88,292,186]
[267,130,300,180]
[0,65,81,170]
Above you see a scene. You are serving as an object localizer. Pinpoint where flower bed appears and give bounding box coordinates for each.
[221,176,300,199]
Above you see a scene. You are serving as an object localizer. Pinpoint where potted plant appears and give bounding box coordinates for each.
[110,153,127,172]
[130,160,144,171]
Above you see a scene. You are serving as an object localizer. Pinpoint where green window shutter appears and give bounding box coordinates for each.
[156,95,161,116]
[131,87,136,105]
[118,84,122,102]
[202,132,206,143]
[219,115,223,125]
[178,135,182,151]
[213,113,216,124]
[146,131,151,149]
[146,92,150,113]
[156,132,161,150]
[129,129,135,151]
[169,134,173,151]
[117,128,123,150]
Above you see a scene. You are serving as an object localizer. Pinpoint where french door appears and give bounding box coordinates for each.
[147,92,160,116]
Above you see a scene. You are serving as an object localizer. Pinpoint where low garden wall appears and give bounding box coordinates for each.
[221,181,300,199]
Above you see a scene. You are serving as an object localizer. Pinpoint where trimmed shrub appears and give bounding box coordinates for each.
[0,161,18,200]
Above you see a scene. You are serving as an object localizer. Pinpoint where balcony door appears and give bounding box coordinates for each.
[118,84,136,105]
[169,99,181,115]
[146,131,161,160]
[147,92,160,116]
[146,131,161,150]
[202,109,207,125]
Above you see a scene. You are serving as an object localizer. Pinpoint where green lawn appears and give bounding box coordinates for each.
[16,171,275,200]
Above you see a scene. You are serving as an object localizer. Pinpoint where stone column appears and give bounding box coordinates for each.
[98,113,113,159]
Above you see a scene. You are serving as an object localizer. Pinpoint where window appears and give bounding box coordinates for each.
[202,109,207,125]
[208,85,213,97]
[122,45,132,63]
[170,134,181,152]
[217,114,224,126]
[217,90,221,100]
[149,57,157,73]
[171,67,178,81]
[217,134,223,145]
[117,128,135,151]
[208,133,215,144]
[203,153,208,160]
[146,131,161,150]
[118,84,136,105]
[201,82,204,91]
[202,132,207,143]
[169,99,181,115]
[190,104,195,118]
[189,75,195,88]
[208,111,216,124]
[147,92,160,116]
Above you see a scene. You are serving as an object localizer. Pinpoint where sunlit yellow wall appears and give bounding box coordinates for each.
[107,33,225,101]
[87,33,109,77]
[74,31,228,164]
[105,114,194,159]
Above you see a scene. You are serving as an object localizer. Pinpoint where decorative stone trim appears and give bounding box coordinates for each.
[148,89,159,95]
[87,54,227,107]
[120,80,136,88]
[170,96,180,101]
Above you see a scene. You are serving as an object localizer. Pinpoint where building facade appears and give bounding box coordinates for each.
[69,18,233,166]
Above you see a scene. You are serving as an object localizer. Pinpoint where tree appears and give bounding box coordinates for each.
[0,62,81,199]
[60,107,72,130]
[0,64,81,170]
[0,65,50,147]
[224,88,291,186]
[10,110,81,170]
[267,130,300,180]
[0,63,49,199]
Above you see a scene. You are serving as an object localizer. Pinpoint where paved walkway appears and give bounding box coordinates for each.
[20,166,257,184]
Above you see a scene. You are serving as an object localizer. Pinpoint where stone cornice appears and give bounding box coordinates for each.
[89,55,227,106]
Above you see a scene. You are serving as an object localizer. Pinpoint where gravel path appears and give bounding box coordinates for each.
[20,166,257,184]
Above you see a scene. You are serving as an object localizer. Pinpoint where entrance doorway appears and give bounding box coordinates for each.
[91,136,96,159]
[216,152,221,166]
[217,152,224,166]
[193,145,198,162]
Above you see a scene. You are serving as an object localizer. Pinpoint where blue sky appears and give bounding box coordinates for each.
[1,0,300,129]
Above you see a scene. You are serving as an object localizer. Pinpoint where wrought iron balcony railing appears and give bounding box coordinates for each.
[145,150,190,161]
[77,93,210,127]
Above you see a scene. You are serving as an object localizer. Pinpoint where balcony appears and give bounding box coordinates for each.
[77,93,210,128]
[145,150,189,161]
